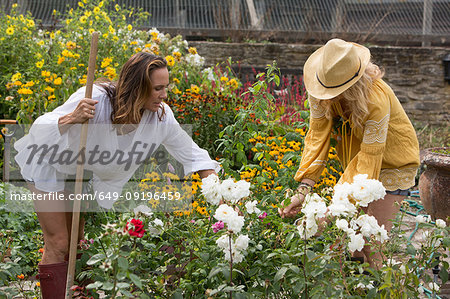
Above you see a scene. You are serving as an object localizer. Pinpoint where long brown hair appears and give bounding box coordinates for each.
[102,52,167,124]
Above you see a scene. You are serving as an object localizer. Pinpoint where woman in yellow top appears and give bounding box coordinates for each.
[279,38,420,268]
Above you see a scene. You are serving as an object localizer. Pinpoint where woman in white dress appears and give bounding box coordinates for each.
[14,52,219,298]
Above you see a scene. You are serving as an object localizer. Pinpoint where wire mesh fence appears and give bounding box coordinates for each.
[1,0,449,45]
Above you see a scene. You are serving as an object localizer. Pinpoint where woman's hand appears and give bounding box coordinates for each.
[69,98,98,123]
[278,192,305,218]
[58,98,98,134]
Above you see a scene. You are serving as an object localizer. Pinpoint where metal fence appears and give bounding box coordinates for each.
[1,0,449,45]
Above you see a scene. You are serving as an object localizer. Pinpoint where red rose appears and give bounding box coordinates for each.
[126,219,145,238]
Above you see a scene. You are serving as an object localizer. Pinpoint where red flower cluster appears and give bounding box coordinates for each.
[126,219,145,238]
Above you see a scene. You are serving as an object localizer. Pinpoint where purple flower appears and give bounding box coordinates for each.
[258,212,267,220]
[212,221,224,233]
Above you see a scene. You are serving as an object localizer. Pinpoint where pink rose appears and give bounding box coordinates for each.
[212,221,224,233]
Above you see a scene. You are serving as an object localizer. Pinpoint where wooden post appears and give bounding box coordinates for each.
[245,0,260,29]
[422,0,433,47]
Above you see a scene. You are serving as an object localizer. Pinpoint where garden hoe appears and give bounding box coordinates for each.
[65,31,99,299]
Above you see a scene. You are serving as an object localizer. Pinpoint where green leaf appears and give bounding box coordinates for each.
[172,290,183,299]
[129,273,143,289]
[285,232,295,247]
[306,250,316,261]
[121,289,134,297]
[406,244,416,255]
[208,267,221,279]
[86,253,105,266]
[117,257,128,270]
[274,267,288,282]
[197,252,210,262]
[86,281,103,290]
[102,281,114,291]
[116,282,130,289]
[440,267,449,283]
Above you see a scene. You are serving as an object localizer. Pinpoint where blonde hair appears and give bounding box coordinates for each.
[318,62,384,129]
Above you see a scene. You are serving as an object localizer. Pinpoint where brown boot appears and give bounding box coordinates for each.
[38,261,68,299]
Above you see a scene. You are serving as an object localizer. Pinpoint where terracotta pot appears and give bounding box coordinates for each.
[418,147,450,222]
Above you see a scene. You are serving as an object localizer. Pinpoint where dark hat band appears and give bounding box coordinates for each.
[316,59,362,89]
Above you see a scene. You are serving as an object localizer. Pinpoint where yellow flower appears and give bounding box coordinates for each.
[27,19,35,28]
[50,32,55,39]
[115,4,120,11]
[220,76,229,82]
[191,85,200,94]
[36,282,40,287]
[165,55,175,67]
[45,86,55,93]
[41,70,50,77]
[37,40,44,46]
[101,57,112,68]
[57,56,65,64]
[11,73,22,82]
[108,25,115,34]
[151,45,159,55]
[24,81,35,87]
[66,41,76,50]
[79,75,87,85]
[89,28,94,34]
[104,67,117,80]
[122,44,128,50]
[172,87,181,95]
[173,78,180,84]
[188,47,197,55]
[17,274,25,279]
[62,49,74,57]
[18,88,32,95]
[173,51,181,60]
[127,24,132,31]
[227,78,239,90]
[93,6,100,14]
[6,27,14,35]
[54,77,62,85]
[78,1,84,7]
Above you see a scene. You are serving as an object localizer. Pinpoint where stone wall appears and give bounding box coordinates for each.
[190,41,450,126]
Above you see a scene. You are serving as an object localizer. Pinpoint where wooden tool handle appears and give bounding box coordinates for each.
[65,31,99,299]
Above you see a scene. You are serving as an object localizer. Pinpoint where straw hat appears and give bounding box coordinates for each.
[303,38,371,100]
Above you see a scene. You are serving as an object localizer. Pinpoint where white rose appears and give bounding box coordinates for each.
[227,215,245,234]
[348,233,365,252]
[245,200,260,214]
[148,218,164,237]
[435,219,446,228]
[214,204,237,223]
[201,174,222,205]
[234,235,249,251]
[133,204,153,217]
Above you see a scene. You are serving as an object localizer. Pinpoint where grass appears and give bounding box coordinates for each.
[413,121,450,150]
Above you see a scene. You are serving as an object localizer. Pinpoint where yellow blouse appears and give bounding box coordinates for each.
[295,79,420,191]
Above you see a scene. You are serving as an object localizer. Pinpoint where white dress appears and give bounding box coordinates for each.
[14,84,220,209]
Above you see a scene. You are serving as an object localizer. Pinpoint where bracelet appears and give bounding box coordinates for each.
[296,183,312,197]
